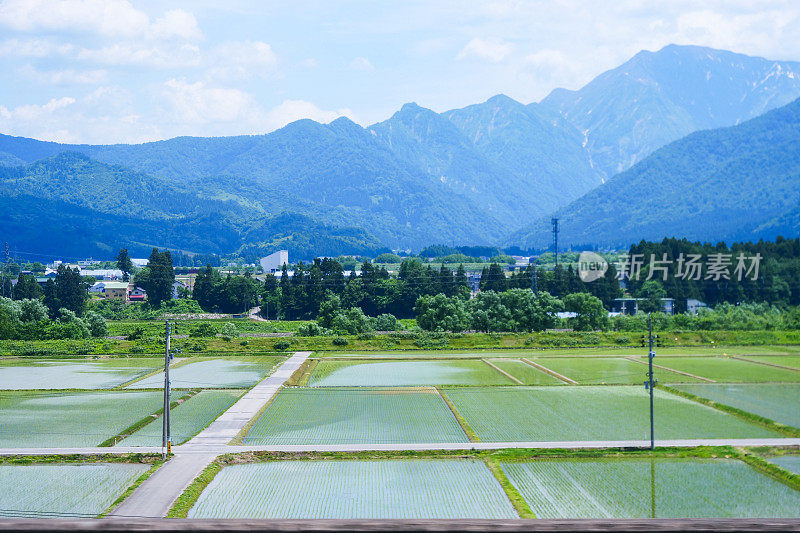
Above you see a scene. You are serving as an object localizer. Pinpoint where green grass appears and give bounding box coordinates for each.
[307,359,512,387]
[672,383,800,431]
[0,390,164,447]
[740,355,800,370]
[654,356,800,383]
[242,387,468,445]
[487,360,562,385]
[531,357,704,385]
[443,386,778,442]
[0,463,150,518]
[121,390,243,446]
[501,457,800,518]
[0,358,163,390]
[185,460,518,519]
[126,356,282,389]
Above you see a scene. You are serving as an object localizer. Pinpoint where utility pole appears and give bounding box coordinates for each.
[551,218,559,266]
[642,314,659,450]
[162,320,172,459]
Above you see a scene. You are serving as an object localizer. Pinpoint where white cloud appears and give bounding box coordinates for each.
[456,37,513,62]
[17,64,108,84]
[0,0,200,40]
[0,38,73,57]
[264,100,356,130]
[149,9,202,41]
[161,78,257,125]
[349,57,374,71]
[77,42,201,68]
[205,41,278,80]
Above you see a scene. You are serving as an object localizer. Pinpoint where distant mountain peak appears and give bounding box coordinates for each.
[484,93,523,108]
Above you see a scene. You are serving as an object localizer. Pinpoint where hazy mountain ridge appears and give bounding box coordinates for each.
[508,96,800,248]
[541,44,800,178]
[1,44,799,256]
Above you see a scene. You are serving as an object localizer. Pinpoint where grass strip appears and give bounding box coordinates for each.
[732,355,800,372]
[0,453,163,465]
[436,387,480,442]
[284,359,318,387]
[98,459,165,518]
[482,359,523,384]
[116,358,192,389]
[228,386,282,445]
[483,457,535,518]
[740,452,800,492]
[98,389,200,447]
[195,445,745,465]
[661,384,800,437]
[165,460,223,518]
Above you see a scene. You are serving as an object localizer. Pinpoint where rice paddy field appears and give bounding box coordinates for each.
[673,383,800,429]
[243,387,468,445]
[653,356,800,383]
[0,390,163,447]
[308,359,513,387]
[769,455,800,476]
[127,357,282,389]
[531,357,703,385]
[487,359,563,385]
[0,463,149,518]
[121,390,243,446]
[443,386,778,442]
[0,358,163,390]
[187,460,517,519]
[502,458,800,518]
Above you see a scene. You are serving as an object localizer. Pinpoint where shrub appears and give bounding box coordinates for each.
[332,336,349,346]
[126,326,145,341]
[371,313,398,332]
[274,340,292,350]
[221,322,239,341]
[189,323,216,338]
[297,322,329,337]
[83,311,108,338]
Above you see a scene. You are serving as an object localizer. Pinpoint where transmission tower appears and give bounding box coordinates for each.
[3,242,8,264]
[551,218,559,266]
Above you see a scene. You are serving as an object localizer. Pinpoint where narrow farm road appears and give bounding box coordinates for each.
[108,351,311,519]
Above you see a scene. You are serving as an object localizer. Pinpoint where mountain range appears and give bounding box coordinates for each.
[1,43,799,258]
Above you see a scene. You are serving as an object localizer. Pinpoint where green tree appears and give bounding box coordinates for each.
[317,292,342,329]
[479,263,507,293]
[414,293,470,332]
[83,310,108,337]
[637,280,668,314]
[470,290,512,332]
[44,265,89,317]
[12,273,43,300]
[499,289,563,332]
[454,264,470,299]
[116,248,134,282]
[138,248,175,308]
[563,293,608,331]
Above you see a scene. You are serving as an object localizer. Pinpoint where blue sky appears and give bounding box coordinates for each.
[0,0,799,143]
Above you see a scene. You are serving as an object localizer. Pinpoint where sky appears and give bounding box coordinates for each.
[0,0,799,144]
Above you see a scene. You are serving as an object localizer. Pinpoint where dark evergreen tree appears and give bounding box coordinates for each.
[12,273,43,300]
[116,248,134,282]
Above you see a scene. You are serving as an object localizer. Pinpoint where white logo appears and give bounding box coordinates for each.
[578,251,608,282]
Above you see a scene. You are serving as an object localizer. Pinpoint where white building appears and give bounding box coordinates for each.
[687,298,709,314]
[260,250,289,273]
